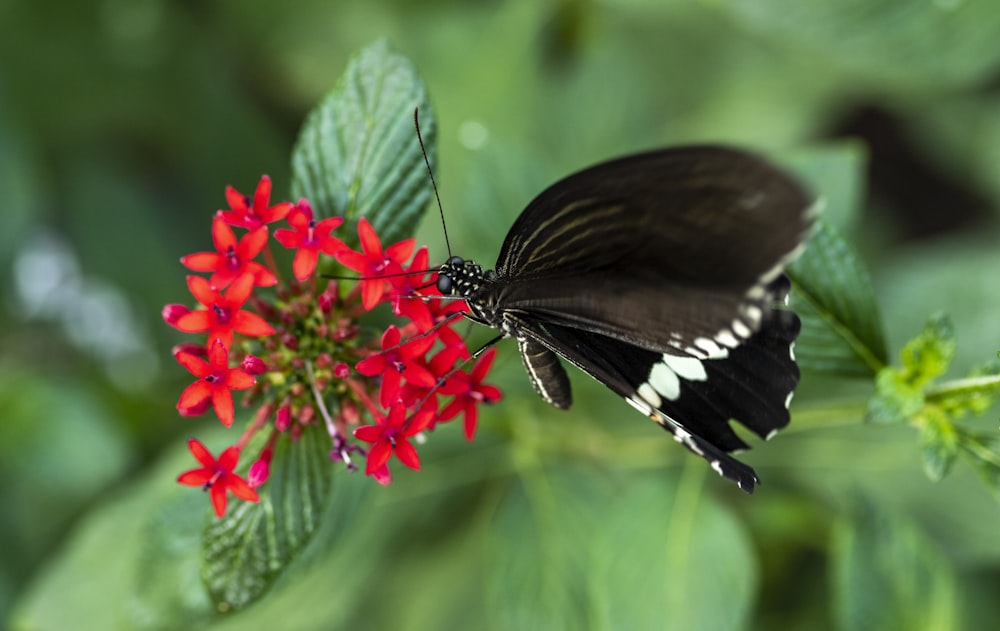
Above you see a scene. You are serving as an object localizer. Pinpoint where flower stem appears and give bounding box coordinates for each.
[306,359,341,441]
[925,374,1000,402]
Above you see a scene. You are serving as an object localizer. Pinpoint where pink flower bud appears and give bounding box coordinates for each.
[247,459,270,489]
[171,342,207,358]
[333,362,351,379]
[162,303,191,326]
[178,398,211,417]
[241,354,268,375]
[275,405,292,431]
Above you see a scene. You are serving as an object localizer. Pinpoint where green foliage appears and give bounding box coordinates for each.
[203,426,333,611]
[484,467,757,631]
[719,0,1000,90]
[831,500,957,631]
[290,39,436,248]
[867,314,1000,487]
[6,2,1000,631]
[788,219,888,376]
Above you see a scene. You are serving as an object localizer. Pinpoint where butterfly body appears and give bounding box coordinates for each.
[436,146,812,493]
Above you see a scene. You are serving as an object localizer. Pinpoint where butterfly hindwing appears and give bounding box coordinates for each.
[504,284,800,493]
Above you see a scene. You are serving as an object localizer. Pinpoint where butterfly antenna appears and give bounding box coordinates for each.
[414,107,452,259]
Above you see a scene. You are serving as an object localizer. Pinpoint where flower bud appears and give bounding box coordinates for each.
[241,354,268,375]
[162,304,191,326]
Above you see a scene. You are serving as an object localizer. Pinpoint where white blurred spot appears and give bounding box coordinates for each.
[458,120,489,151]
[12,231,160,391]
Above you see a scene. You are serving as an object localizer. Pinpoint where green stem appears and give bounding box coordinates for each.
[925,374,1000,402]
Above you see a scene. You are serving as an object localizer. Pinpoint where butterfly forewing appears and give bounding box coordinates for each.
[486,147,812,356]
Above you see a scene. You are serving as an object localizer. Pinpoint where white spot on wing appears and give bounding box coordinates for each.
[637,383,662,408]
[733,319,752,339]
[695,337,729,360]
[716,330,740,348]
[649,362,681,400]
[661,354,707,381]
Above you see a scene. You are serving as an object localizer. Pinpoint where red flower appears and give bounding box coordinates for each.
[273,201,347,280]
[397,344,465,415]
[423,294,468,348]
[438,349,502,440]
[386,246,435,330]
[177,438,259,517]
[218,175,292,230]
[176,339,256,426]
[173,273,275,349]
[355,325,437,408]
[181,216,277,288]
[335,218,416,310]
[354,403,434,478]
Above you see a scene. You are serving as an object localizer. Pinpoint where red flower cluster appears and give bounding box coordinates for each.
[167,176,502,516]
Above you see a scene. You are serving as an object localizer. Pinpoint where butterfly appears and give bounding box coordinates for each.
[434,146,813,493]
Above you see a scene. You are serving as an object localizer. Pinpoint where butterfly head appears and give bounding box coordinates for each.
[437,255,493,298]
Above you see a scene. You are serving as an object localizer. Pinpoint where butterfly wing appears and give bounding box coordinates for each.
[490,146,813,355]
[504,293,800,493]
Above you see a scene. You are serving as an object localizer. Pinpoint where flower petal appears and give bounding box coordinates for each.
[174,310,211,334]
[212,388,235,427]
[178,381,212,410]
[273,227,302,249]
[177,469,213,486]
[393,438,421,471]
[239,227,270,257]
[353,425,383,443]
[226,475,260,503]
[187,438,216,467]
[186,275,217,303]
[360,279,386,311]
[463,402,479,441]
[252,175,272,214]
[292,248,319,281]
[218,445,241,470]
[176,351,210,377]
[225,369,255,390]
[357,218,383,257]
[386,238,416,264]
[367,441,392,473]
[212,215,237,252]
[224,273,255,307]
[232,310,276,337]
[180,252,224,272]
[210,483,229,517]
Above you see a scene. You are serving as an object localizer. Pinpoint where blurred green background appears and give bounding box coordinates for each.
[3,0,1000,629]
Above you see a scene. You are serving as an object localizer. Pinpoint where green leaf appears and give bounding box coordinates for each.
[929,359,1000,419]
[918,406,958,482]
[899,313,955,386]
[202,425,333,611]
[719,0,1000,90]
[130,491,215,630]
[831,500,957,631]
[959,432,1000,494]
[290,38,435,247]
[485,467,756,630]
[867,368,923,425]
[788,219,888,376]
[865,315,956,425]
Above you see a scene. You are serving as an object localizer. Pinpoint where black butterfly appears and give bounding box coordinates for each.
[434,146,812,493]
